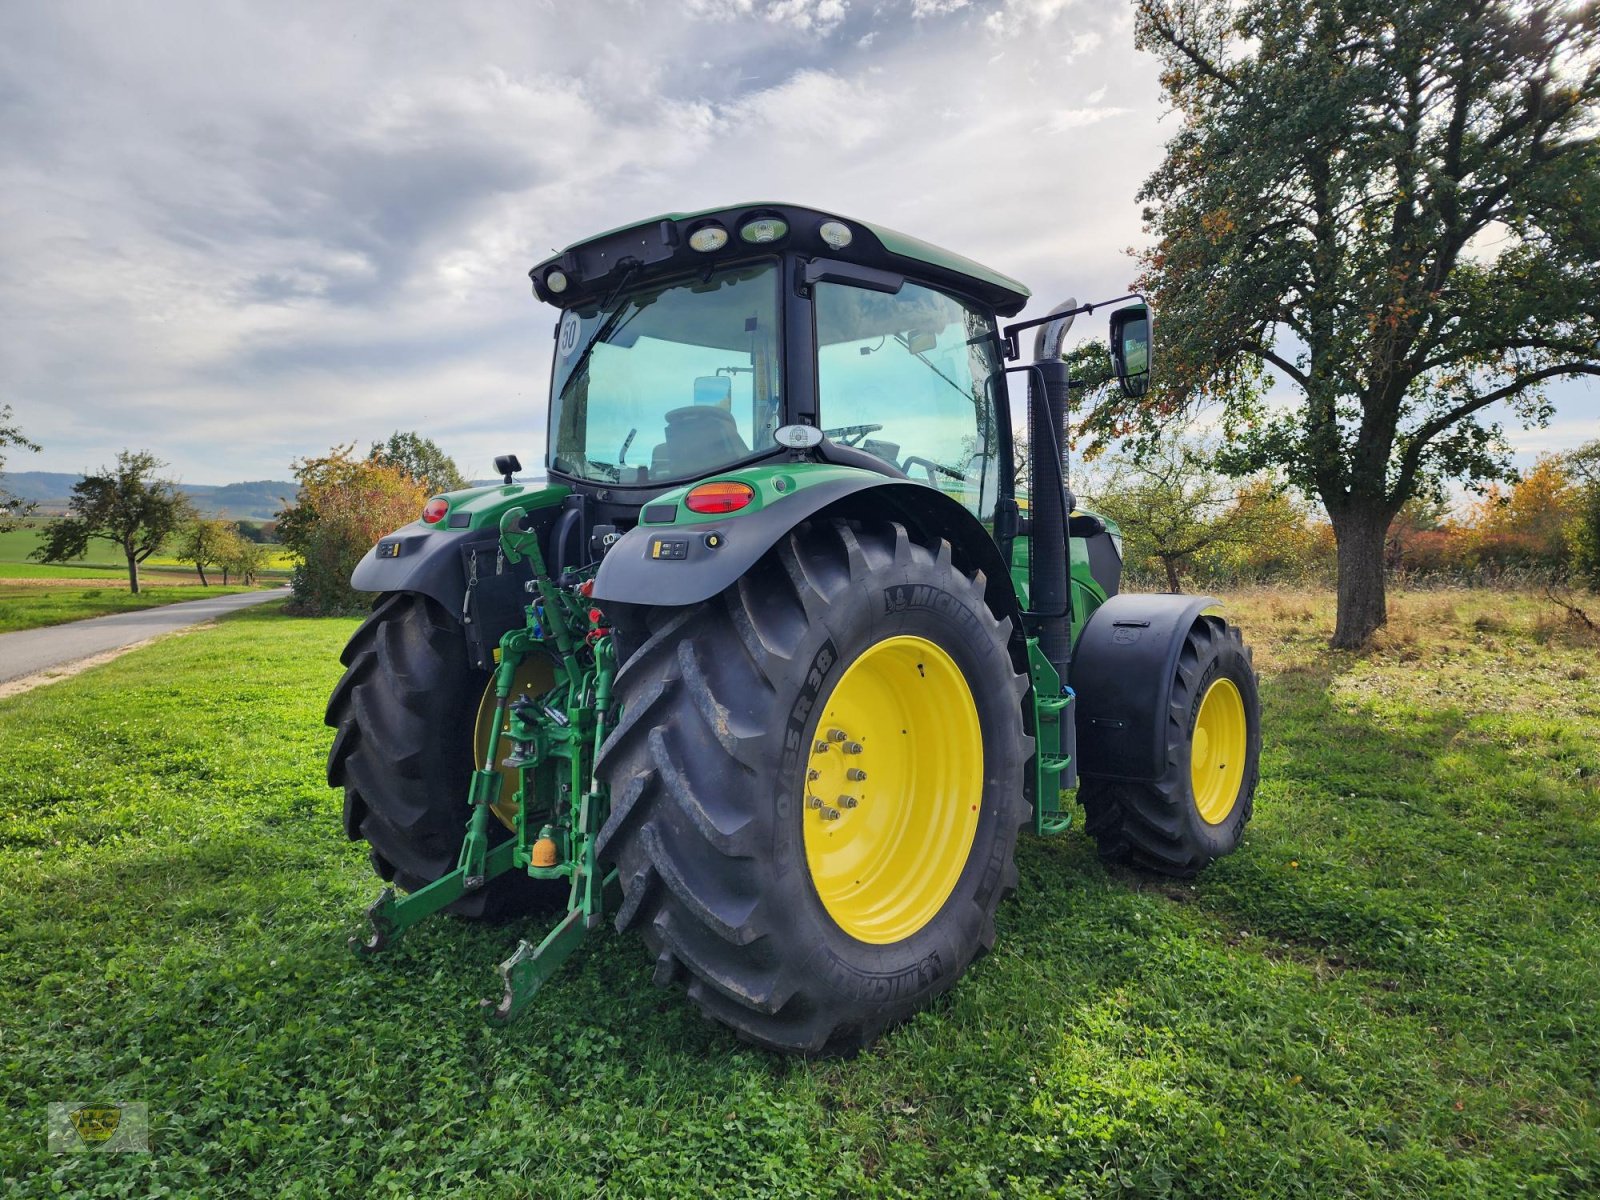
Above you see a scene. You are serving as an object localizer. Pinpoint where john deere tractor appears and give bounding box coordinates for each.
[327,203,1260,1052]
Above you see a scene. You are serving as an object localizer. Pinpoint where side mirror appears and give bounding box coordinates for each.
[1109,304,1152,399]
[693,376,733,409]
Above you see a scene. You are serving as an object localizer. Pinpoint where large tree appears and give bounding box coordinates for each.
[1105,0,1600,646]
[32,451,193,593]
[0,404,41,533]
[368,431,468,495]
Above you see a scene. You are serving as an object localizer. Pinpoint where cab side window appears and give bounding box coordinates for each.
[814,280,1002,520]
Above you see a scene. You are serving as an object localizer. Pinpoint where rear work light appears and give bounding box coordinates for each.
[684,481,754,514]
[421,497,449,524]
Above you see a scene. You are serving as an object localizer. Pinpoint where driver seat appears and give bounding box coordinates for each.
[653,406,750,479]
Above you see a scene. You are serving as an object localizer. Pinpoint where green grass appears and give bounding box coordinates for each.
[1,590,1597,1197]
[0,584,266,634]
[0,525,293,576]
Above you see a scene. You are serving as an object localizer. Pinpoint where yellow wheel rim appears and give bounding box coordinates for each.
[1191,676,1247,825]
[802,635,983,944]
[473,657,556,831]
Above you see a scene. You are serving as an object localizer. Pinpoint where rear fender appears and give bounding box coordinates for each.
[591,467,1025,668]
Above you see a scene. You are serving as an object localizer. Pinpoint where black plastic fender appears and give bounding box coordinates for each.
[592,475,1026,666]
[350,525,484,613]
[1070,592,1220,782]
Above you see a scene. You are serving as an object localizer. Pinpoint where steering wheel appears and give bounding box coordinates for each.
[821,422,883,448]
[901,455,963,486]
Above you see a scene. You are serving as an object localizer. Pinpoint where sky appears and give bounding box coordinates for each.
[0,0,1593,489]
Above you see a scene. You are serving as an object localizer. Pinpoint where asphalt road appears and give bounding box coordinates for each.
[0,588,288,685]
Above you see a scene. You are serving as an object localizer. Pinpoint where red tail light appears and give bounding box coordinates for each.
[684,481,755,514]
[421,498,449,524]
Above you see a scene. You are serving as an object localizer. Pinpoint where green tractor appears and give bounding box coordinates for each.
[327,203,1260,1052]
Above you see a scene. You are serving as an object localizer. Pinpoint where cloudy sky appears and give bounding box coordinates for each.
[1,0,1592,487]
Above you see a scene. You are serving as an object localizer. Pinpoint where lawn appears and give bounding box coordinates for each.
[0,524,294,579]
[0,583,265,634]
[0,590,1596,1198]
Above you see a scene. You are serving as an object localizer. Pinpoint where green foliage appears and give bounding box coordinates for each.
[29,451,193,594]
[0,404,42,534]
[1,595,1598,1196]
[277,445,426,615]
[1120,0,1600,643]
[220,532,269,586]
[1085,436,1309,591]
[173,517,237,586]
[1565,440,1600,590]
[368,430,468,495]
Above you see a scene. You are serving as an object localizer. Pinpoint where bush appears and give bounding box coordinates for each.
[277,446,426,615]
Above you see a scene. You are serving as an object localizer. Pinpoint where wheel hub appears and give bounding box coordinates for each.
[1191,675,1247,824]
[802,635,983,944]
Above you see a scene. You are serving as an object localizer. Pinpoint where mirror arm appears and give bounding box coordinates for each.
[1001,292,1145,361]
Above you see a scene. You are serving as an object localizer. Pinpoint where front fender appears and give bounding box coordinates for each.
[1070,592,1220,782]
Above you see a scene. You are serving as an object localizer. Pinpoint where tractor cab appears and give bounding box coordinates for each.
[530,203,1033,527]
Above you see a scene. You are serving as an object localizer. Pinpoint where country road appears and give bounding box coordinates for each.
[0,588,288,687]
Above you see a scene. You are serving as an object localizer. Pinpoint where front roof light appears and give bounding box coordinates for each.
[688,224,729,253]
[739,216,788,244]
[545,269,568,294]
[818,220,853,249]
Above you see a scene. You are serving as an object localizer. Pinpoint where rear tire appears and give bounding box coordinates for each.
[325,591,545,918]
[595,518,1031,1053]
[1080,614,1260,877]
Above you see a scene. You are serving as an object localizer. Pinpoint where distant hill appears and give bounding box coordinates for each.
[0,471,296,521]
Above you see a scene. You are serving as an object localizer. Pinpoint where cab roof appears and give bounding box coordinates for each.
[529,201,1032,317]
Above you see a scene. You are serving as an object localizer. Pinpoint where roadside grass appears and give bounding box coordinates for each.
[0,583,266,634]
[1,590,1596,1197]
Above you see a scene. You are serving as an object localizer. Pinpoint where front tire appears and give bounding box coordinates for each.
[594,518,1031,1053]
[1080,614,1260,877]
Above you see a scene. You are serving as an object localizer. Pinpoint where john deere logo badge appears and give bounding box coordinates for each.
[48,1100,149,1153]
[69,1106,121,1143]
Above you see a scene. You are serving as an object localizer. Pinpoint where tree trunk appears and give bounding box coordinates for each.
[222,566,231,586]
[126,554,140,594]
[197,564,209,586]
[1329,503,1390,648]
[1163,557,1183,593]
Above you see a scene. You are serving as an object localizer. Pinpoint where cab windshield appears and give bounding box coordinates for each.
[548,262,781,486]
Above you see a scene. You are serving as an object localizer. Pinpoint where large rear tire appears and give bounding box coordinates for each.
[1080,614,1260,877]
[595,518,1031,1053]
[325,591,544,918]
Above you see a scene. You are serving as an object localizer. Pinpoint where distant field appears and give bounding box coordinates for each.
[0,524,292,578]
[0,582,266,634]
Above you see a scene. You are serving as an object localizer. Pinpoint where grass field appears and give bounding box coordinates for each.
[1,590,1596,1197]
[0,525,293,578]
[0,583,265,634]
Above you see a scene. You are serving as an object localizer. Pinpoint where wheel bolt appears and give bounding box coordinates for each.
[838,795,858,809]
[827,728,847,742]
[846,768,867,781]
[843,742,863,755]
[812,740,830,754]
[820,806,841,821]
[807,768,820,781]
[806,794,823,809]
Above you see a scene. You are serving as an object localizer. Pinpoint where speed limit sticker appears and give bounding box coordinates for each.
[558,311,582,358]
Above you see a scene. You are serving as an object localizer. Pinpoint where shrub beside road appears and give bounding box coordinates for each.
[0,589,1595,1195]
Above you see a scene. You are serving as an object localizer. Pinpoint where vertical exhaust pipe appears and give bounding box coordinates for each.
[1028,303,1077,683]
